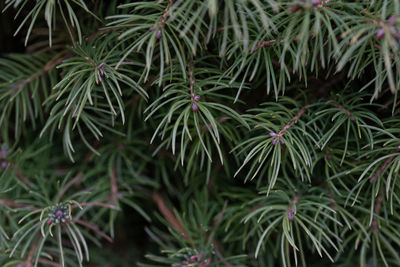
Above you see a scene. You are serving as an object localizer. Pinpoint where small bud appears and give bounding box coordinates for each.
[193,95,200,101]
[311,0,320,6]
[327,154,332,160]
[55,210,63,218]
[262,41,271,46]
[288,212,294,221]
[350,116,355,121]
[47,218,53,225]
[388,15,397,25]
[156,29,162,39]
[271,138,278,145]
[149,27,155,32]
[204,258,211,266]
[0,150,7,158]
[369,177,376,183]
[269,132,277,137]
[289,5,299,12]
[397,145,400,150]
[1,161,7,169]
[279,139,285,145]
[191,103,198,111]
[376,29,385,39]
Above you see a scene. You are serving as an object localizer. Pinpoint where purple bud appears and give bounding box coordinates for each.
[327,154,332,160]
[289,207,295,213]
[149,27,155,32]
[0,150,7,158]
[1,161,7,168]
[191,103,198,112]
[47,218,54,225]
[55,210,63,218]
[388,15,397,25]
[204,258,211,266]
[376,29,385,39]
[271,138,278,145]
[279,138,285,145]
[189,256,196,263]
[311,0,320,6]
[350,116,355,121]
[262,41,271,46]
[269,132,277,137]
[193,95,200,102]
[288,212,294,221]
[397,145,400,150]
[156,29,162,39]
[290,6,299,13]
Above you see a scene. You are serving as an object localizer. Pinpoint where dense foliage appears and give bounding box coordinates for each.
[1,0,400,266]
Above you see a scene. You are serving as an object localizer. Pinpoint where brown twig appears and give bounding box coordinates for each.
[10,52,69,96]
[332,103,354,119]
[369,155,395,183]
[188,65,195,98]
[160,0,174,28]
[59,172,83,199]
[75,202,119,210]
[23,233,41,267]
[0,199,37,210]
[109,167,119,205]
[86,27,123,42]
[37,259,61,267]
[211,201,227,233]
[9,163,35,187]
[153,193,188,239]
[73,218,113,243]
[277,104,309,136]
[212,239,232,267]
[251,39,281,53]
[371,194,383,233]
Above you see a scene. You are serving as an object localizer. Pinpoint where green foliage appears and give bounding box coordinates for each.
[0,54,54,141]
[1,0,400,266]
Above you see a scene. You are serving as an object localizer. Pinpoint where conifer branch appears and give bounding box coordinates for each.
[369,155,395,183]
[153,193,188,240]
